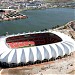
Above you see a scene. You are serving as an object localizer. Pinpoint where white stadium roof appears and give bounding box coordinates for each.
[0,31,75,65]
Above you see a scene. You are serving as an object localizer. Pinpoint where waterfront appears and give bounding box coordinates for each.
[0,8,75,35]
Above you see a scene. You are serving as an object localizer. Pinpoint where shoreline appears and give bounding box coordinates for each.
[17,7,75,13]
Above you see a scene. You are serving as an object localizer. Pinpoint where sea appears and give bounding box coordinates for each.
[0,8,75,35]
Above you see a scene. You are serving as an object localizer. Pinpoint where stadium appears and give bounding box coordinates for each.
[0,31,75,67]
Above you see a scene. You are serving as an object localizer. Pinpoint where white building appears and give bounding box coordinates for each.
[0,31,75,67]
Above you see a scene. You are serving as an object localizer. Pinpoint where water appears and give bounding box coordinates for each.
[0,8,75,35]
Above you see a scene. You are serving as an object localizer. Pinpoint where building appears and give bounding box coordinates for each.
[0,31,75,67]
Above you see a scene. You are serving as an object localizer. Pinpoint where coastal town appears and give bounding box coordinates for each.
[0,0,75,10]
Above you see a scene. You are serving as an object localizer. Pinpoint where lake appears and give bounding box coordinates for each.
[0,8,75,35]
